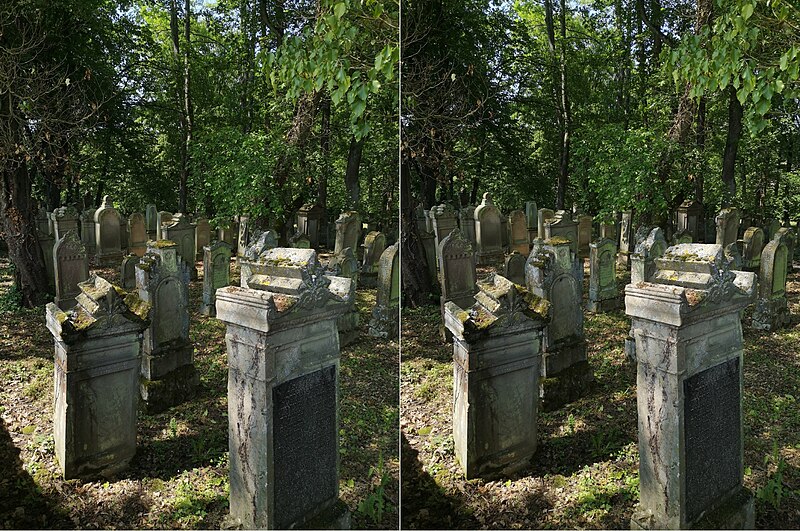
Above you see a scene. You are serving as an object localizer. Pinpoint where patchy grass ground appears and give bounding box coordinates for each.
[0,256,398,530]
[401,263,800,529]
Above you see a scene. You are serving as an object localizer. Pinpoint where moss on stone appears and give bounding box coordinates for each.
[123,291,151,321]
[153,239,177,248]
[546,236,572,245]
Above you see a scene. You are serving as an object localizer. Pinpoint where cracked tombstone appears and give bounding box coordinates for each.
[216,250,354,530]
[751,239,791,331]
[53,230,89,310]
[369,242,400,339]
[443,274,548,479]
[625,243,756,529]
[587,237,619,313]
[45,275,150,479]
[200,241,232,316]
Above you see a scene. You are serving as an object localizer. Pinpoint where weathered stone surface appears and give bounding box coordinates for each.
[162,214,198,280]
[288,231,311,249]
[716,207,740,248]
[297,203,326,248]
[631,227,668,284]
[128,213,147,257]
[625,243,755,530]
[333,211,361,258]
[80,209,96,256]
[504,251,526,286]
[369,242,399,339]
[195,217,211,259]
[53,205,80,241]
[38,229,56,290]
[415,205,439,290]
[156,211,174,241]
[120,254,139,290]
[676,200,703,242]
[45,275,150,480]
[577,215,593,259]
[774,226,795,268]
[431,204,458,266]
[444,274,548,479]
[618,210,634,267]
[672,229,692,245]
[509,210,529,255]
[243,230,278,262]
[537,209,555,240]
[474,193,504,265]
[458,205,476,245]
[145,204,158,239]
[200,241,232,316]
[751,239,790,331]
[741,226,764,272]
[94,196,123,266]
[438,229,477,329]
[53,230,89,311]
[544,211,579,256]
[119,217,129,251]
[237,215,250,258]
[361,230,387,280]
[587,238,618,312]
[215,254,352,529]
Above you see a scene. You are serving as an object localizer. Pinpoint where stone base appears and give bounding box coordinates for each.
[222,499,350,530]
[460,448,535,481]
[542,340,587,376]
[140,364,199,414]
[477,251,504,265]
[751,296,790,331]
[631,487,754,530]
[199,301,216,317]
[540,360,594,412]
[587,296,621,313]
[96,251,124,267]
[62,451,134,481]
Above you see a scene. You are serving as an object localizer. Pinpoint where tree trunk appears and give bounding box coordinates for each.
[344,136,364,209]
[319,94,331,209]
[179,0,193,213]
[556,0,570,210]
[721,87,742,204]
[400,157,434,307]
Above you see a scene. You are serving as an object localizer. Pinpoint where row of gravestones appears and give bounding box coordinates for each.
[44,242,399,529]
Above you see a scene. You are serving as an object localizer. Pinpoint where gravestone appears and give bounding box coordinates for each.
[80,209,96,256]
[587,238,619,312]
[94,195,123,266]
[431,204,458,265]
[765,218,781,241]
[200,241,232,316]
[474,193,504,264]
[120,254,139,290]
[38,228,56,290]
[576,215,593,259]
[503,251,526,285]
[360,231,387,288]
[443,274,548,479]
[672,229,692,245]
[509,210,529,255]
[53,230,89,310]
[369,243,400,339]
[752,239,790,331]
[333,211,361,258]
[297,203,326,248]
[537,208,556,239]
[136,241,197,413]
[437,229,477,337]
[36,207,52,236]
[145,204,158,240]
[774,227,796,268]
[237,215,250,258]
[676,200,703,242]
[741,226,765,272]
[715,207,741,248]
[195,217,211,260]
[458,205,476,245]
[544,210,579,256]
[53,206,80,241]
[156,211,174,241]
[625,243,756,529]
[525,238,591,410]
[218,220,236,248]
[600,219,618,242]
[415,205,439,290]
[215,252,353,529]
[618,210,634,267]
[161,214,198,280]
[128,213,147,257]
[289,231,311,248]
[329,247,361,345]
[525,201,538,242]
[45,275,150,479]
[631,227,668,285]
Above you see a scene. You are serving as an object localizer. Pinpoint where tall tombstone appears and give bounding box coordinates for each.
[334,247,362,345]
[120,254,139,290]
[587,238,619,312]
[161,213,198,280]
[333,211,361,258]
[45,275,150,479]
[53,230,89,310]
[676,200,703,242]
[136,241,197,413]
[361,230,387,275]
[509,210,529,255]
[443,275,548,479]
[415,205,438,290]
[473,192,504,265]
[625,244,756,529]
[715,207,741,248]
[94,195,123,266]
[617,210,635,267]
[631,227,668,285]
[544,210,579,256]
[774,227,796,268]
[128,213,147,257]
[156,211,174,241]
[458,205,477,246]
[369,242,400,339]
[215,253,353,529]
[741,226,765,272]
[36,207,52,236]
[437,229,477,330]
[503,251,526,285]
[764,218,781,241]
[525,201,538,242]
[237,215,250,258]
[37,228,56,291]
[500,216,509,250]
[80,209,96,256]
[525,238,591,410]
[145,204,158,240]
[431,204,458,260]
[752,239,790,331]
[577,214,593,259]
[200,241,232,316]
[537,208,555,238]
[53,206,80,241]
[195,217,211,260]
[297,203,326,248]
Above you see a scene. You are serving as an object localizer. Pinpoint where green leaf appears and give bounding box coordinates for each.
[334,2,346,19]
[742,3,754,20]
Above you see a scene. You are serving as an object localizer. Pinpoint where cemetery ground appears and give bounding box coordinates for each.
[0,255,398,530]
[401,265,800,529]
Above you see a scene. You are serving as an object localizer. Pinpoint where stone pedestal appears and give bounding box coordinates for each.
[215,252,352,530]
[625,243,756,530]
[444,275,548,479]
[45,275,150,479]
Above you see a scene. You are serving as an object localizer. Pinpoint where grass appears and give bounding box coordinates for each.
[401,263,800,529]
[0,255,398,530]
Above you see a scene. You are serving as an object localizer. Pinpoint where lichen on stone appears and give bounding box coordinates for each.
[546,236,572,245]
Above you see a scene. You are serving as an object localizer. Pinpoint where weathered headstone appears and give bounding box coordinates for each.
[715,207,741,248]
[437,229,477,335]
[458,205,476,245]
[289,231,311,248]
[631,227,668,285]
[618,210,634,267]
[38,229,56,290]
[503,251,526,285]
[676,200,703,242]
[544,210,579,256]
[525,200,538,242]
[369,243,400,339]
[361,230,387,276]
[509,210,529,255]
[216,253,353,529]
[53,206,80,241]
[415,205,439,290]
[200,241,232,316]
[752,239,790,331]
[195,217,211,260]
[625,244,756,529]
[765,218,781,241]
[431,204,458,263]
[80,209,96,256]
[53,230,89,310]
[136,241,197,413]
[537,208,555,239]
[500,216,509,250]
[577,214,593,259]
[525,238,591,410]
[297,203,326,248]
[161,214,198,280]
[119,216,129,252]
[120,254,139,290]
[741,226,765,272]
[443,274,548,479]
[236,214,251,258]
[672,229,692,245]
[774,227,796,268]
[600,218,618,243]
[474,193,504,265]
[94,195,123,266]
[587,238,619,312]
[128,213,147,257]
[145,204,158,240]
[156,211,174,241]
[45,275,150,479]
[36,207,52,236]
[333,211,361,258]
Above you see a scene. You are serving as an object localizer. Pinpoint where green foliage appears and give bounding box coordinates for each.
[356,454,393,524]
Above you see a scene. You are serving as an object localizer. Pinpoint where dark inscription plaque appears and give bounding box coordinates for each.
[273,365,337,529]
[684,357,741,523]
